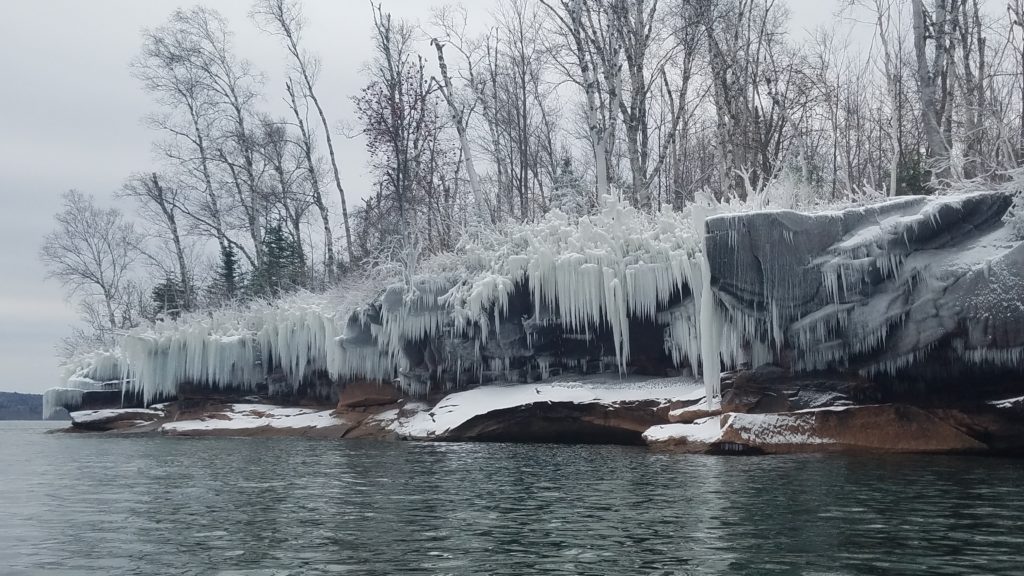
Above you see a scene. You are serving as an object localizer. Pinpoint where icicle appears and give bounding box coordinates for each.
[693,205,722,407]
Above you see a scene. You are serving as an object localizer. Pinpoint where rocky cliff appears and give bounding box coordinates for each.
[43,191,1024,453]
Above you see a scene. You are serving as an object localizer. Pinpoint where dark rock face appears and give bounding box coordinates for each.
[440,401,668,445]
[706,191,1024,388]
[80,390,136,411]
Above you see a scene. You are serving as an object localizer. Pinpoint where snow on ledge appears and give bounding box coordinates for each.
[70,408,164,424]
[644,417,724,444]
[383,376,706,439]
[161,404,342,433]
[989,395,1024,410]
[644,411,841,447]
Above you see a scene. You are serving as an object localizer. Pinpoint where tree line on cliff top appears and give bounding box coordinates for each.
[40,0,1024,359]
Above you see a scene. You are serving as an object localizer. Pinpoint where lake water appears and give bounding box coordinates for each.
[2,420,1023,575]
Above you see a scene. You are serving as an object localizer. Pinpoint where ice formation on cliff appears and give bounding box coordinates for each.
[50,189,1024,412]
[120,290,373,404]
[43,350,124,418]
[706,190,1023,377]
[96,196,726,404]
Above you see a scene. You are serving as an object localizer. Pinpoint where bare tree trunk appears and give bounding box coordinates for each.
[187,105,229,253]
[913,0,949,175]
[431,38,490,227]
[151,174,191,310]
[287,81,336,281]
[542,0,611,201]
[309,90,353,264]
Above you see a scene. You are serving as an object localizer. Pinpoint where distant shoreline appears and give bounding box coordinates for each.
[0,392,67,421]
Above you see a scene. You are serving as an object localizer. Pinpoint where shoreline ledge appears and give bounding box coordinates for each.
[61,375,1024,455]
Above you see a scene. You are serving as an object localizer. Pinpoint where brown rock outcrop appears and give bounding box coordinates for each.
[337,380,404,409]
[648,404,994,454]
[70,409,164,432]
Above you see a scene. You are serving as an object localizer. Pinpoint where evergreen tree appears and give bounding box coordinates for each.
[151,277,186,319]
[210,243,240,304]
[550,155,587,217]
[253,223,306,298]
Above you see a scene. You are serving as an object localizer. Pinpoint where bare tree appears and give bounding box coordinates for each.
[119,173,193,311]
[172,6,269,266]
[252,0,355,265]
[40,191,143,336]
[286,80,337,280]
[541,0,618,201]
[133,15,229,255]
[431,37,489,227]
[353,4,447,248]
[912,0,951,177]
[257,114,311,281]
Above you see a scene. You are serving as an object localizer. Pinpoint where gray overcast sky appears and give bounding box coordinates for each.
[0,0,841,394]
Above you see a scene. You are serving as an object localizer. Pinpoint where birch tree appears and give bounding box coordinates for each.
[174,6,269,266]
[541,0,617,201]
[286,80,337,279]
[119,173,194,311]
[431,37,490,227]
[251,0,355,265]
[133,18,229,256]
[912,0,951,177]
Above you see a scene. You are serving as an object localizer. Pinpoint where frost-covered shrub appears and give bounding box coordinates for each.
[948,167,1024,240]
[1008,191,1024,241]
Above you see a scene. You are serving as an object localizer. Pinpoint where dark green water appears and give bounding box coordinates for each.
[1,421,1023,575]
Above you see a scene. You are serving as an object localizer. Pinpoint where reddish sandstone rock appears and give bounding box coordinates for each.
[647,404,992,454]
[717,405,988,454]
[667,401,721,424]
[440,401,665,444]
[337,381,404,409]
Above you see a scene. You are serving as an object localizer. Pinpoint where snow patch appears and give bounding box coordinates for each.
[161,403,342,433]
[389,376,705,439]
[989,395,1024,409]
[643,417,724,444]
[70,408,164,425]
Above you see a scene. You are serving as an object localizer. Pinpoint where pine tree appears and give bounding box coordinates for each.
[211,243,240,304]
[253,223,306,298]
[151,277,186,319]
[550,155,587,217]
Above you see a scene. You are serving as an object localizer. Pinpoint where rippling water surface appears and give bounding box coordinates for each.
[2,420,1023,575]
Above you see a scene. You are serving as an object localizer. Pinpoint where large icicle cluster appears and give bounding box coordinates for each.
[335,196,715,397]
[43,350,124,418]
[118,289,376,404]
[104,196,717,403]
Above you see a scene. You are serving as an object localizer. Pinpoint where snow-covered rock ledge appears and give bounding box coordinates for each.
[56,375,1024,455]
[643,406,992,454]
[59,376,709,442]
[66,403,352,438]
[364,375,707,443]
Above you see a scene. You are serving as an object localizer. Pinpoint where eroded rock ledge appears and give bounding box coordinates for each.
[62,372,1024,455]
